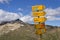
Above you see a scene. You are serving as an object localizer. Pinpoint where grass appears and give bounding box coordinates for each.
[42,28,60,40]
[0,27,60,40]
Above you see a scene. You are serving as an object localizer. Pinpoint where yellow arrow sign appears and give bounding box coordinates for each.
[32,6,37,11]
[35,28,46,35]
[32,5,45,11]
[33,17,47,23]
[37,5,45,11]
[35,23,45,29]
[32,11,46,16]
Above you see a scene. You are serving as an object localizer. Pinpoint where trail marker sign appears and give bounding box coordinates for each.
[35,28,46,35]
[35,23,45,29]
[33,17,47,23]
[32,11,46,16]
[32,5,45,11]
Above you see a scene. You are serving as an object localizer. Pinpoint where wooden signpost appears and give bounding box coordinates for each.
[32,5,47,40]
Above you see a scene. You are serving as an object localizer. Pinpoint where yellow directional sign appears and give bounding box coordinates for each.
[37,5,45,11]
[32,11,46,16]
[32,5,45,11]
[33,17,47,23]
[35,28,46,35]
[35,23,45,29]
[32,5,47,35]
[32,6,37,11]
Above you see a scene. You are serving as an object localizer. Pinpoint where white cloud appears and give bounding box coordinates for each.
[0,0,11,3]
[20,7,60,23]
[0,7,60,23]
[45,7,60,21]
[20,15,33,22]
[47,16,60,21]
[45,7,60,16]
[0,9,32,23]
[0,9,21,22]
[18,8,23,11]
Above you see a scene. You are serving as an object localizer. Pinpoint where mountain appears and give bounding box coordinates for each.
[0,19,25,35]
[0,19,59,40]
[0,19,24,25]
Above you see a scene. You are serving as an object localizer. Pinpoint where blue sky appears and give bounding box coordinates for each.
[0,0,60,13]
[0,0,60,26]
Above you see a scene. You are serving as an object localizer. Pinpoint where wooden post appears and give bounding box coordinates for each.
[40,34,42,40]
[38,16,42,40]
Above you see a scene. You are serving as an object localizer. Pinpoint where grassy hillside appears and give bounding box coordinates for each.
[0,24,60,40]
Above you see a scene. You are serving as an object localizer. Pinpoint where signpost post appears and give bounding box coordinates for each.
[32,5,47,40]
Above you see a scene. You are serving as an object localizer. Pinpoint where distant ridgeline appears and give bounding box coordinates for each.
[0,19,24,25]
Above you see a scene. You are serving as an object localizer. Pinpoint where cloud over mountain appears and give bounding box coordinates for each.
[0,9,20,22]
[0,7,60,23]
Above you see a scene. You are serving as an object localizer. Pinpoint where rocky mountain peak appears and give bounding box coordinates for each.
[0,19,24,25]
[0,19,25,35]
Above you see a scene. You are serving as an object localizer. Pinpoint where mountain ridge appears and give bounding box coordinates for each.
[0,19,59,40]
